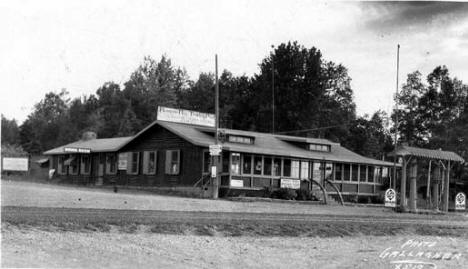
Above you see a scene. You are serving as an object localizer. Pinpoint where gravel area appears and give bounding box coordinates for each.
[2,225,467,269]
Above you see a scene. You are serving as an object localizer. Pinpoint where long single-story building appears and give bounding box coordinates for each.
[44,119,398,198]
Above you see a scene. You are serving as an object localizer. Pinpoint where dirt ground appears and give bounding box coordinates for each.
[2,180,468,268]
[4,180,466,218]
[2,225,467,269]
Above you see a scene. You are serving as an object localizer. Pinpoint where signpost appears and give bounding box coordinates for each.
[157,106,215,127]
[209,144,222,156]
[1,157,29,171]
[455,192,466,211]
[280,178,300,189]
[64,147,91,154]
[385,188,397,208]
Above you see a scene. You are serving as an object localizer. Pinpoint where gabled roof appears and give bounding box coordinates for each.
[390,145,464,163]
[44,137,133,155]
[120,120,396,167]
[44,120,398,167]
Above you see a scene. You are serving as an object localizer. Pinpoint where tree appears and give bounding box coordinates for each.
[19,90,69,153]
[123,55,189,131]
[250,41,356,140]
[343,111,393,159]
[1,115,20,145]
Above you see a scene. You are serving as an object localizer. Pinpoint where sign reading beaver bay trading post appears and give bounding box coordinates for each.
[157,106,215,127]
[1,157,29,171]
[385,188,397,208]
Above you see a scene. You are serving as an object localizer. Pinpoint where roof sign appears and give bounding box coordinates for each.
[64,147,91,154]
[157,106,215,127]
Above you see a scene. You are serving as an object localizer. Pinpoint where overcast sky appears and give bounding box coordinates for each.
[2,0,468,124]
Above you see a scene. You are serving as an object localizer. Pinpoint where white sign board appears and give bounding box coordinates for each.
[455,192,466,211]
[209,144,222,156]
[211,166,217,178]
[385,188,397,208]
[157,106,215,127]
[118,153,128,170]
[2,157,29,171]
[64,147,91,154]
[280,178,301,189]
[230,179,244,188]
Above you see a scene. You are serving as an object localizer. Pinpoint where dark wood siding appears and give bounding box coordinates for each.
[119,124,204,187]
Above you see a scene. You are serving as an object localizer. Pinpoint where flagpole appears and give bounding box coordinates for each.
[393,44,400,190]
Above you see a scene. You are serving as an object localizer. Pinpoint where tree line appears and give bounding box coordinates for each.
[2,41,467,167]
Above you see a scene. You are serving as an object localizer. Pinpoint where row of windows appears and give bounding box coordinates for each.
[309,143,331,152]
[228,135,254,144]
[216,152,390,183]
[56,150,180,176]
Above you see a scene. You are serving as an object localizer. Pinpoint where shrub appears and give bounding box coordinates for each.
[296,189,313,201]
[271,188,297,200]
[357,195,371,204]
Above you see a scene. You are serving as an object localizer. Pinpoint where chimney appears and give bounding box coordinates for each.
[81,131,97,141]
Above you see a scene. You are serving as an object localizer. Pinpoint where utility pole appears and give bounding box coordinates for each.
[271,45,275,134]
[212,54,220,199]
[393,44,400,191]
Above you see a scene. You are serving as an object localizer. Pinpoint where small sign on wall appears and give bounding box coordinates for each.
[230,179,244,187]
[118,153,128,170]
[2,157,29,171]
[385,188,397,208]
[455,192,466,211]
[280,178,300,189]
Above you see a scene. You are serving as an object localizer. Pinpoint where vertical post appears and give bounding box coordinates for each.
[432,165,440,210]
[409,159,417,212]
[443,160,450,212]
[212,54,220,199]
[392,44,400,191]
[271,47,275,134]
[400,157,407,211]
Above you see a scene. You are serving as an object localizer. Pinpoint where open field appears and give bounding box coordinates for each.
[2,180,468,268]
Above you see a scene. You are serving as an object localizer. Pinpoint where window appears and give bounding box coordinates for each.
[222,152,229,173]
[291,160,300,178]
[69,156,79,175]
[359,165,367,182]
[283,159,291,177]
[228,135,254,144]
[242,155,252,174]
[106,154,117,174]
[382,167,389,183]
[143,151,157,175]
[254,156,262,175]
[351,164,358,182]
[203,151,210,174]
[165,150,180,175]
[368,166,375,183]
[343,163,350,181]
[126,152,140,175]
[334,163,343,181]
[58,155,67,175]
[81,155,91,175]
[273,158,281,176]
[309,143,331,152]
[231,153,241,175]
[300,161,309,179]
[263,157,272,176]
[374,167,382,183]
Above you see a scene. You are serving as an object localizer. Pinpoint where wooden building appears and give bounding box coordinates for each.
[44,119,398,198]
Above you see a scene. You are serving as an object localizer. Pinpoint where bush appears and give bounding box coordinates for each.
[357,195,372,204]
[296,189,313,201]
[271,188,297,200]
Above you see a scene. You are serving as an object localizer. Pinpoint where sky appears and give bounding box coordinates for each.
[2,0,468,124]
